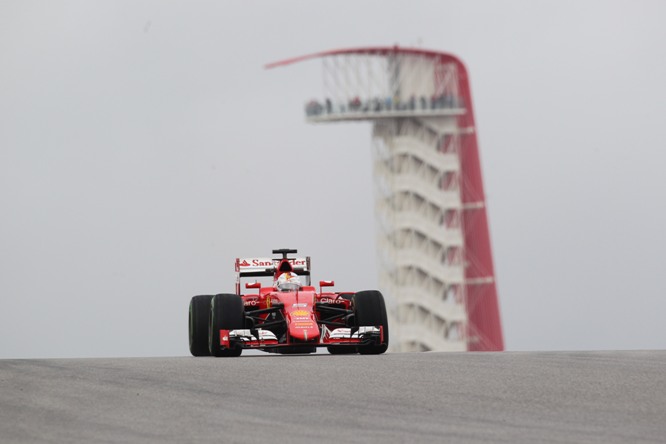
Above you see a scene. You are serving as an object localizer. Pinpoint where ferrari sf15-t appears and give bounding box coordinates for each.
[188,249,389,357]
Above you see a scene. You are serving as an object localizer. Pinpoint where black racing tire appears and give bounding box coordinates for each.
[353,290,389,355]
[189,295,213,357]
[209,293,245,357]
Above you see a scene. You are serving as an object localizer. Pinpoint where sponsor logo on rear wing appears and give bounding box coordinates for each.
[236,257,309,273]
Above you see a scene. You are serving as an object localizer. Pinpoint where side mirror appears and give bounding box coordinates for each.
[245,281,261,289]
[319,280,335,288]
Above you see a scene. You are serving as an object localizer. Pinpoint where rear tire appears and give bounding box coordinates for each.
[209,293,245,357]
[189,295,213,357]
[353,290,389,355]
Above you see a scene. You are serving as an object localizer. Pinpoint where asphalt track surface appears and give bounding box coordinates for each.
[1,351,665,443]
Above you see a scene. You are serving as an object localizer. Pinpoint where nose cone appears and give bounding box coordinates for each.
[288,310,319,342]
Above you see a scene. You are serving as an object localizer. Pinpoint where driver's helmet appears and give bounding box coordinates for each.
[276,272,301,291]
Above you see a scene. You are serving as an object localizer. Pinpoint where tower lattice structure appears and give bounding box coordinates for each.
[268,47,503,352]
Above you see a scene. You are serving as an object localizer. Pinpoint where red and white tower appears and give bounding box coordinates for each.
[268,47,503,352]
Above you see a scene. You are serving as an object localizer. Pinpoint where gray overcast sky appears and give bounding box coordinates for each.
[2,0,665,358]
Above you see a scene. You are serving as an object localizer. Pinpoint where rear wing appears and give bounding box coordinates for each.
[235,257,312,293]
[235,257,310,277]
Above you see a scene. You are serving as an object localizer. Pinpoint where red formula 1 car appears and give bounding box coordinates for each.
[188,249,389,357]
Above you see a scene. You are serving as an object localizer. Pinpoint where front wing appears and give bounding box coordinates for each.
[218,326,385,350]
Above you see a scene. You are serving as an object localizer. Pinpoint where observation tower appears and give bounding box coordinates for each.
[267,47,503,352]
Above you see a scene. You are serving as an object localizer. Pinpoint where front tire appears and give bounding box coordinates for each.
[209,293,245,357]
[353,290,389,355]
[189,295,213,357]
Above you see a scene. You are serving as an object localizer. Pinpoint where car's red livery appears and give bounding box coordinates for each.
[189,249,389,357]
